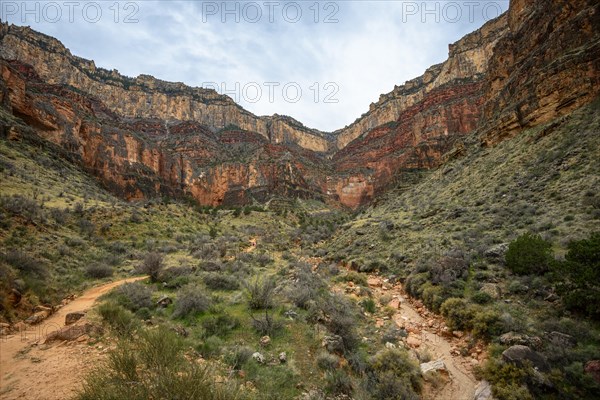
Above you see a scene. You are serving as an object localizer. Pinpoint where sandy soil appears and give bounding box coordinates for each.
[0,276,147,400]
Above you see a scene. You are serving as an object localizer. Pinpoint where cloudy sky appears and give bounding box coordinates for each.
[3,1,509,131]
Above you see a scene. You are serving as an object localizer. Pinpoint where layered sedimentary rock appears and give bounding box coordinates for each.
[0,23,331,153]
[1,0,598,208]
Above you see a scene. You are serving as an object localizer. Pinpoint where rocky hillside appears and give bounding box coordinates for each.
[0,0,599,208]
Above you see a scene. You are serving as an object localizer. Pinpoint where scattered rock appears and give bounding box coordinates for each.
[502,345,550,372]
[473,380,494,400]
[499,332,543,350]
[484,243,509,259]
[420,359,446,374]
[547,331,576,348]
[385,342,397,349]
[322,335,344,353]
[584,360,600,384]
[156,295,172,307]
[172,326,188,337]
[284,310,298,319]
[279,352,287,363]
[65,311,85,326]
[260,335,271,346]
[25,310,50,325]
[544,293,559,302]
[9,288,22,306]
[406,335,421,348]
[453,330,464,338]
[44,322,100,343]
[252,352,265,364]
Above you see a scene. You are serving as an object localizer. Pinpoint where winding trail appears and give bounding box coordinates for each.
[0,276,147,400]
[365,275,481,400]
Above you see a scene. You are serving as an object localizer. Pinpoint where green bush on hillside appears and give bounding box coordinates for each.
[505,233,553,275]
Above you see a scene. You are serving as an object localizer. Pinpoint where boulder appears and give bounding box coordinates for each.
[499,332,543,350]
[156,295,172,308]
[25,310,50,325]
[322,335,344,353]
[260,335,271,346]
[420,359,446,374]
[484,243,509,259]
[279,352,287,363]
[44,322,100,343]
[547,331,576,348]
[406,335,421,348]
[502,345,550,372]
[252,352,265,364]
[65,311,85,326]
[473,380,494,400]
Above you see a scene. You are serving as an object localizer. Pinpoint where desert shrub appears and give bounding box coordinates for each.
[138,252,164,282]
[76,327,245,400]
[405,272,429,298]
[224,345,254,370]
[255,252,273,267]
[360,298,377,313]
[554,232,600,319]
[440,298,475,331]
[286,262,325,309]
[322,293,360,353]
[97,302,138,336]
[173,285,212,319]
[201,313,240,338]
[245,276,277,310]
[2,250,48,279]
[199,260,223,272]
[198,335,224,358]
[429,250,469,287]
[366,348,421,400]
[250,310,283,337]
[85,262,113,279]
[0,194,42,222]
[481,358,533,400]
[381,324,408,344]
[505,233,553,275]
[335,271,368,286]
[317,351,340,370]
[324,370,353,396]
[116,282,153,312]
[421,283,447,313]
[471,291,493,305]
[472,309,503,339]
[203,273,239,291]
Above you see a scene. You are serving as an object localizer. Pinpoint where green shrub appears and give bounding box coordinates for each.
[366,348,421,400]
[505,233,553,275]
[97,302,138,336]
[471,291,493,305]
[554,232,600,319]
[77,327,245,400]
[472,309,503,339]
[173,285,212,319]
[203,273,239,291]
[324,370,353,396]
[201,313,240,338]
[481,357,533,400]
[2,250,48,279]
[316,351,340,371]
[250,310,283,337]
[440,298,475,331]
[223,345,253,370]
[198,335,224,358]
[360,298,377,313]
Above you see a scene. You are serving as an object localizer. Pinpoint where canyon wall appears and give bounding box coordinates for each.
[1,0,599,209]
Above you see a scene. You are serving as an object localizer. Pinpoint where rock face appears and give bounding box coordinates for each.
[0,0,598,208]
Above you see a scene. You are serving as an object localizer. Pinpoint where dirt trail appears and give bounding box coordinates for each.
[365,275,481,400]
[0,276,147,400]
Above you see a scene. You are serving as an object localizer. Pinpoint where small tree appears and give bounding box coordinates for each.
[505,232,553,275]
[139,252,164,282]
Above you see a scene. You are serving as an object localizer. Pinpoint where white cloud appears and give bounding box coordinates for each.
[3,0,509,131]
